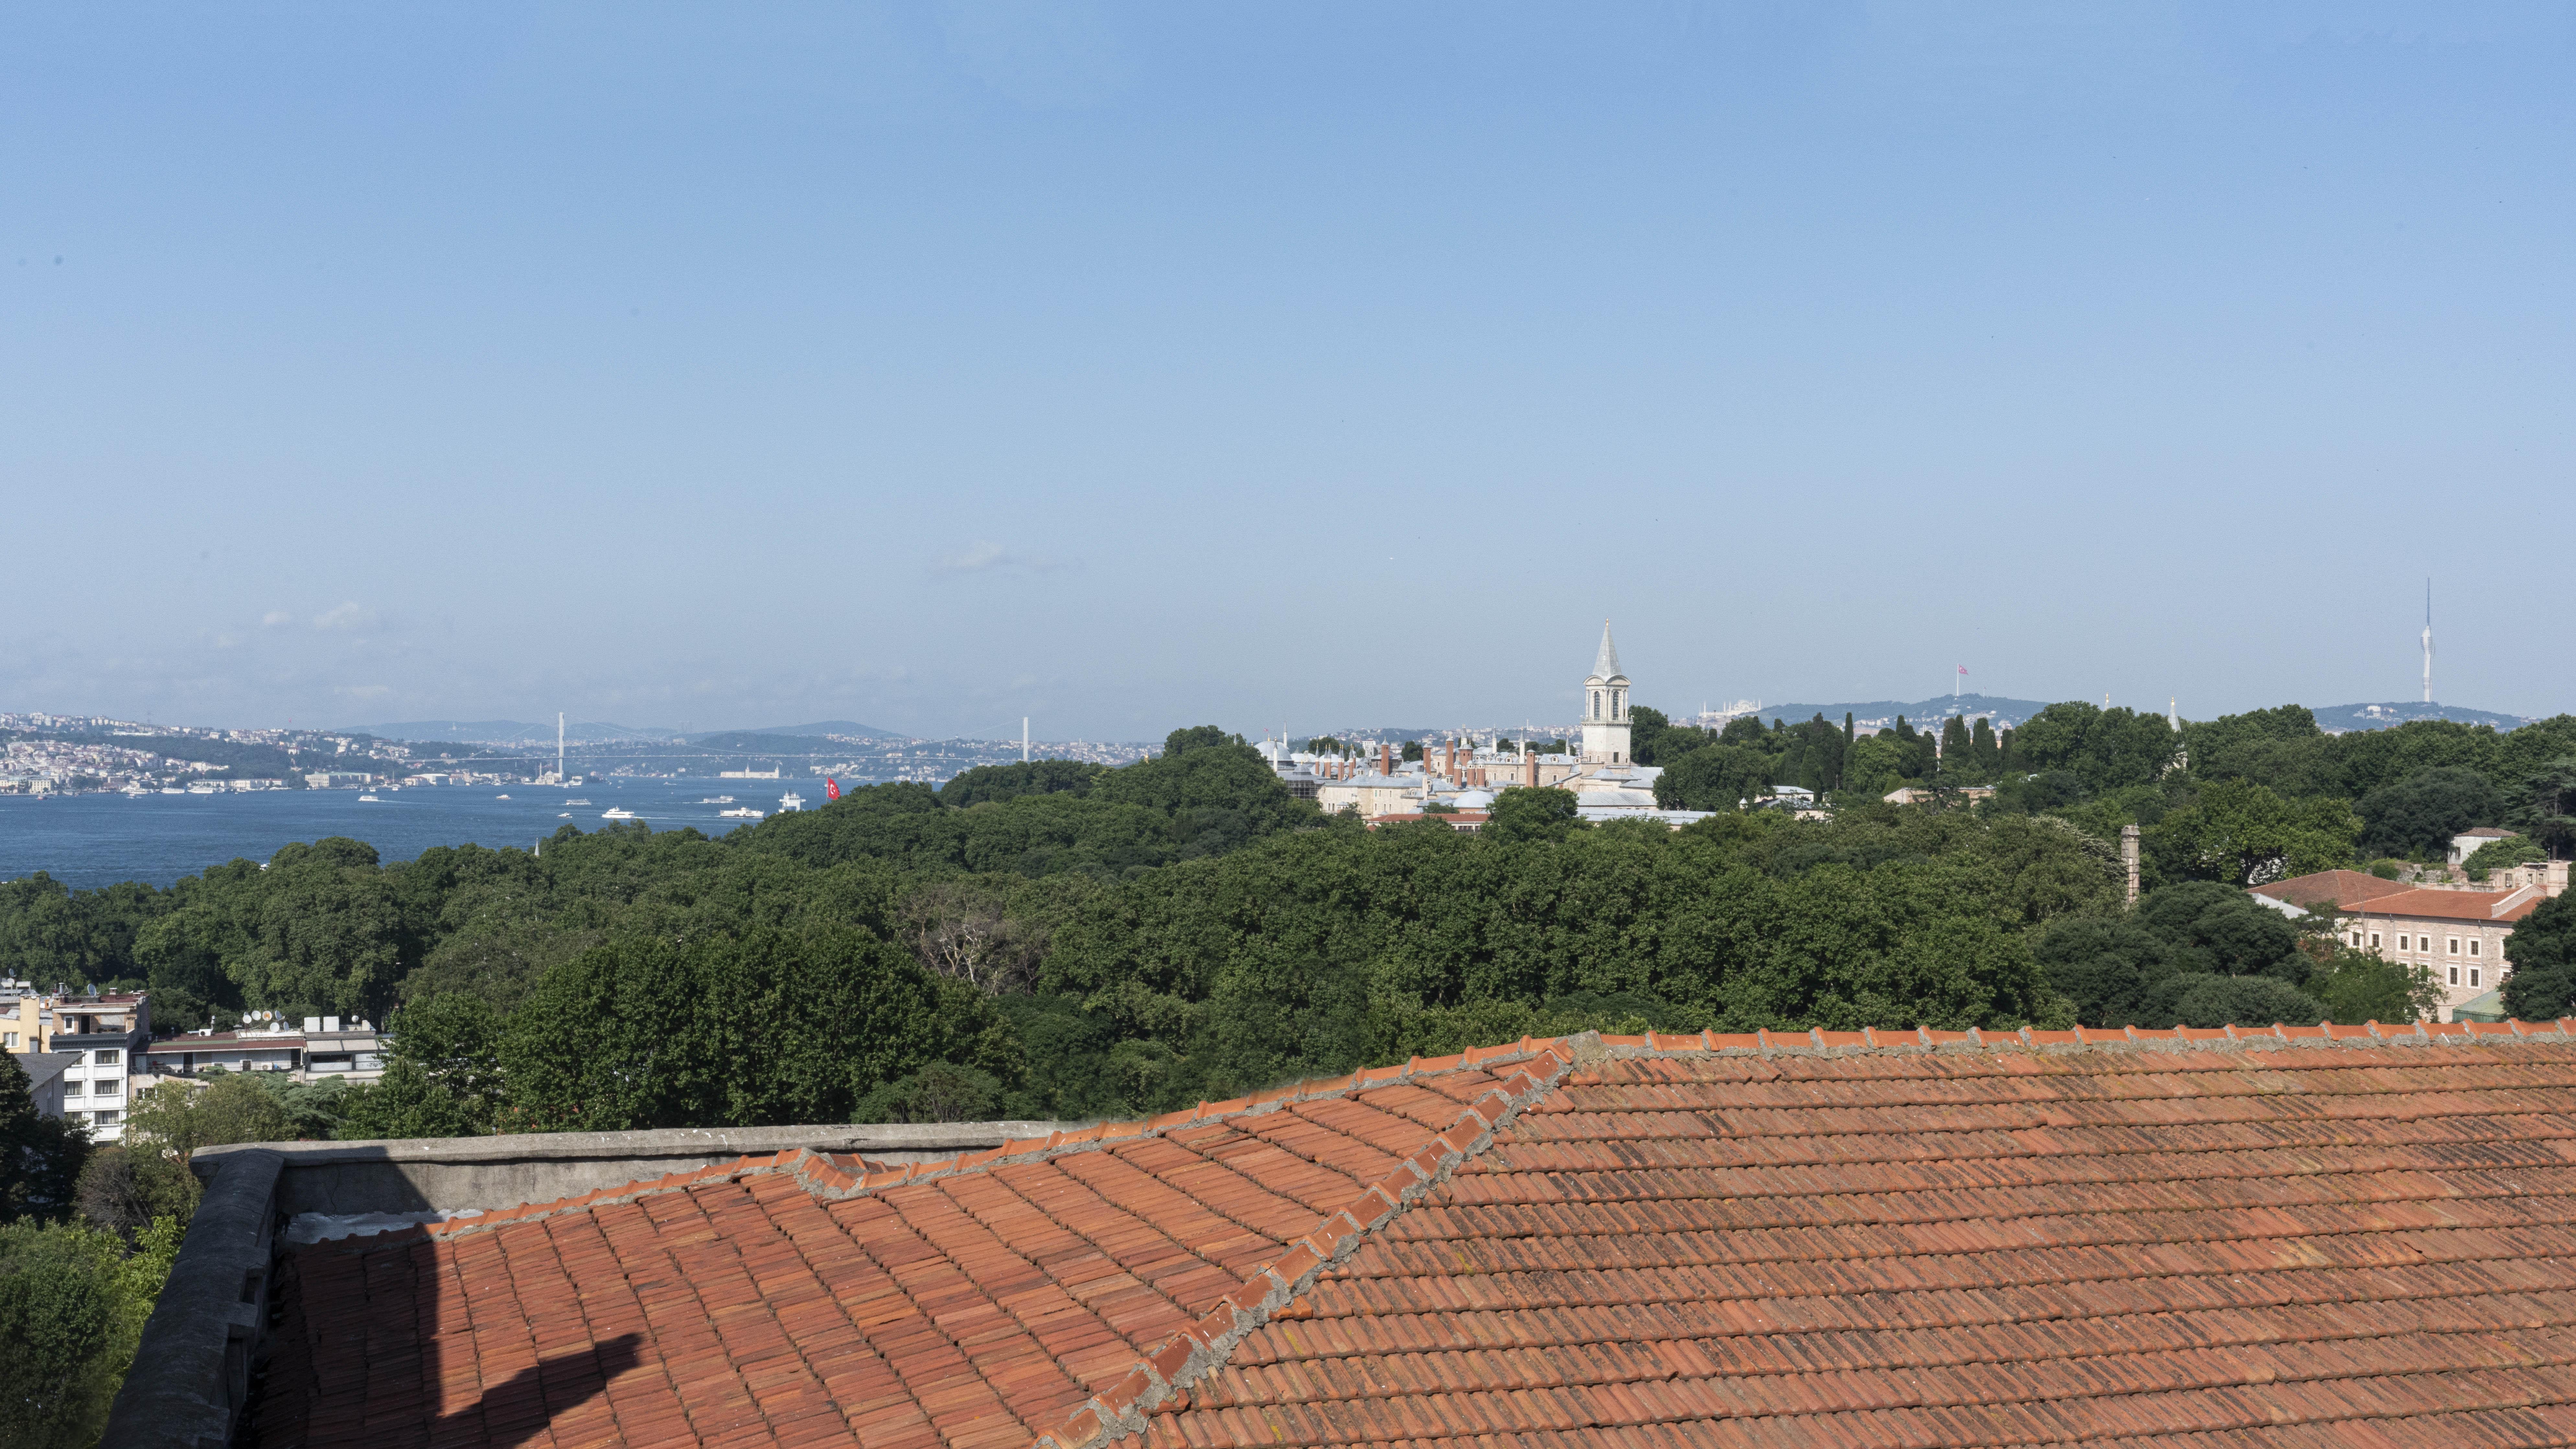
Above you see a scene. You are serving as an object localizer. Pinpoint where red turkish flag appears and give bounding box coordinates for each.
[825,778,841,801]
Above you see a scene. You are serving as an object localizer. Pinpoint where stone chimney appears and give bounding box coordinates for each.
[2120,825,2142,908]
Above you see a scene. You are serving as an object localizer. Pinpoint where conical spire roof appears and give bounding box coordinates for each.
[1589,621,1626,683]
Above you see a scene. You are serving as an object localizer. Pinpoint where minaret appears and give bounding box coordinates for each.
[2422,579,2434,704]
[1580,621,1632,765]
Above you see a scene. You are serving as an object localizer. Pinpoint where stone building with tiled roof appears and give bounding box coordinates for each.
[110,1021,2576,1447]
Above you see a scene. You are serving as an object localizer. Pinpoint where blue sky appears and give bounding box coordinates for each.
[5,3,2569,740]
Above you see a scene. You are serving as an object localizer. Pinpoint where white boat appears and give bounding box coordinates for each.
[161,787,187,795]
[357,794,381,802]
[558,812,571,818]
[778,792,805,812]
[699,795,735,805]
[566,798,591,806]
[495,794,511,800]
[601,808,637,820]
[720,807,765,819]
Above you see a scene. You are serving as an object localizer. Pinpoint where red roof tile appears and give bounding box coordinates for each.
[251,1025,2576,1447]
[2248,868,2416,909]
[2350,885,2545,923]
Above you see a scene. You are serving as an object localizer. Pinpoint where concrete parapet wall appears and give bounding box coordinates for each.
[103,1149,283,1449]
[193,1120,1067,1215]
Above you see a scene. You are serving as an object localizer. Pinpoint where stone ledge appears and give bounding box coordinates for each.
[103,1149,283,1449]
[194,1120,1075,1216]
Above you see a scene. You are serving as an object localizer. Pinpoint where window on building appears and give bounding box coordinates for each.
[2,1033,14,1048]
[2470,939,2482,957]
[63,1080,82,1096]
[2448,965,2460,986]
[2370,933,2382,950]
[2398,935,2410,952]
[90,1110,117,1127]
[2471,967,2483,988]
[92,1049,118,1066]
[2448,938,2461,956]
[91,1077,119,1096]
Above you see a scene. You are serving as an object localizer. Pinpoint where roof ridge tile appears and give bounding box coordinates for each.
[1026,1043,1580,1449]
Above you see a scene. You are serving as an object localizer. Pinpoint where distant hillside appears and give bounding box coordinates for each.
[347,719,690,745]
[2310,701,2536,733]
[682,732,848,756]
[705,721,902,741]
[1728,694,2058,731]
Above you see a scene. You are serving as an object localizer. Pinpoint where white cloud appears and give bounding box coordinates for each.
[262,610,294,626]
[312,602,374,631]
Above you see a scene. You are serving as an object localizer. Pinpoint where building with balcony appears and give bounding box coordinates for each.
[48,991,151,1141]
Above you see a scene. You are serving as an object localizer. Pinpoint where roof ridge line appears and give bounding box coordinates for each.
[1591,1019,2576,1055]
[789,1037,1560,1201]
[1026,1039,1584,1449]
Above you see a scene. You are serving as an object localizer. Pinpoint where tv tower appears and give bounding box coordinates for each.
[2421,580,2434,705]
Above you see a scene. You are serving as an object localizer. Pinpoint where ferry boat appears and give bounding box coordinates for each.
[719,807,765,819]
[699,795,735,805]
[566,798,591,806]
[357,794,381,802]
[778,792,805,812]
[601,807,637,820]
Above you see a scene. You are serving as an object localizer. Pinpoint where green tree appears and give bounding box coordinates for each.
[2033,882,2327,1029]
[121,1074,296,1170]
[2507,759,2576,860]
[937,759,1105,809]
[0,1223,115,1448]
[2502,891,2576,1021]
[1839,736,1909,800]
[2146,780,2360,887]
[337,993,505,1139]
[1653,747,1772,812]
[498,925,1010,1131]
[2464,834,2545,879]
[2011,702,2182,791]
[850,1062,1005,1124]
[2356,766,2498,859]
[0,1054,86,1223]
[1483,787,1582,844]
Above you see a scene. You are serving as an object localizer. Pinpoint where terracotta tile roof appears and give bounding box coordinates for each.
[2350,885,2545,923]
[2249,868,2416,909]
[249,1023,2576,1448]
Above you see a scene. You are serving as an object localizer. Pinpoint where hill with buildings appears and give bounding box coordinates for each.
[343,718,691,745]
[2311,701,2535,733]
[1719,693,2056,732]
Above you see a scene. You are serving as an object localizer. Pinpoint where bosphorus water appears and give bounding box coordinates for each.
[0,778,820,889]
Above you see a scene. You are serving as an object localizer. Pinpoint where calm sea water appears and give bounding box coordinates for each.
[0,778,841,889]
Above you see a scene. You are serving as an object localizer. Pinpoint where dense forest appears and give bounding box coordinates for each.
[6,705,2570,1153]
[5,706,2576,1433]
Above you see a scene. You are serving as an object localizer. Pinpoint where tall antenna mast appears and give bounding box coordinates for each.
[2422,579,2434,705]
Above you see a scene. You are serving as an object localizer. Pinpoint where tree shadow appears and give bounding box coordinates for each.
[429,1331,644,1447]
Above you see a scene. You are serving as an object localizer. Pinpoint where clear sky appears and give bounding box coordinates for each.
[6,4,2569,741]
